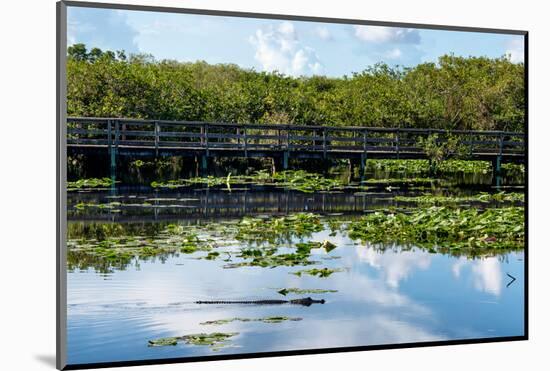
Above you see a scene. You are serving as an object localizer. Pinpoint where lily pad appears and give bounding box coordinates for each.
[200,317,301,325]
[276,288,338,296]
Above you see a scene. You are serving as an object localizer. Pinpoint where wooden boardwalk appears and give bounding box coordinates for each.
[66,117,525,174]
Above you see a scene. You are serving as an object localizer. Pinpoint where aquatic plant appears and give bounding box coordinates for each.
[235,213,324,244]
[74,201,122,210]
[365,159,492,175]
[147,337,179,346]
[200,316,302,325]
[271,170,344,192]
[501,163,525,177]
[67,177,116,190]
[225,249,318,268]
[151,170,344,193]
[347,206,524,250]
[361,177,436,185]
[148,332,238,350]
[276,288,338,296]
[67,223,217,272]
[291,267,345,278]
[393,192,524,205]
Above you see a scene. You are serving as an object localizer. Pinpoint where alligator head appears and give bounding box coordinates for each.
[289,297,326,306]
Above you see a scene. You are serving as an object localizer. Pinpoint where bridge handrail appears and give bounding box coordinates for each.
[66,117,524,137]
[66,116,525,163]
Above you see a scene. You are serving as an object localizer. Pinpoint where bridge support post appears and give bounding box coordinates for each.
[492,156,503,189]
[109,149,116,181]
[107,119,117,181]
[283,151,289,170]
[201,154,208,175]
[496,155,502,174]
[360,153,366,181]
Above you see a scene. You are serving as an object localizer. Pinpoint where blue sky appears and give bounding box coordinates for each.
[67,6,524,77]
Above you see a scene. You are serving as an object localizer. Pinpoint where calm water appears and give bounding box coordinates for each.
[66,186,525,365]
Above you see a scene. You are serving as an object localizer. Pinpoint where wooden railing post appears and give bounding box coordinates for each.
[110,119,119,180]
[243,126,248,157]
[107,119,112,154]
[323,128,327,158]
[114,120,120,150]
[154,121,159,157]
[469,130,474,156]
[395,128,400,159]
[286,126,290,150]
[204,123,209,156]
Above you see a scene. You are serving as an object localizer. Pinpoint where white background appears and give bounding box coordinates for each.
[0,0,548,370]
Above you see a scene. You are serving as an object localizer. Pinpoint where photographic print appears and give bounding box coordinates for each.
[58,2,527,368]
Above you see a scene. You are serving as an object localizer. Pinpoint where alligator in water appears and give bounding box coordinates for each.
[195,297,325,307]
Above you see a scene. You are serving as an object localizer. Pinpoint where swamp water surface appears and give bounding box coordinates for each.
[67,182,525,365]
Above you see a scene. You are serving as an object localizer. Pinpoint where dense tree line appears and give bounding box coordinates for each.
[67,43,525,132]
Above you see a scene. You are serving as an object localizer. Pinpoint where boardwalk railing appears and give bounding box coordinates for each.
[67,117,525,162]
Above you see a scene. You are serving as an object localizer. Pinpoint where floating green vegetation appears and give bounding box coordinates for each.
[501,163,525,177]
[271,170,344,192]
[67,223,216,272]
[69,204,525,274]
[291,267,345,278]
[365,159,492,175]
[68,177,116,190]
[148,332,238,350]
[203,251,220,260]
[148,337,179,347]
[235,213,324,244]
[361,177,436,185]
[438,160,492,174]
[225,248,318,268]
[394,192,524,205]
[276,288,338,296]
[200,316,302,325]
[366,159,525,180]
[151,170,344,193]
[348,206,524,251]
[74,201,121,210]
[150,180,186,189]
[151,173,255,189]
[297,240,337,253]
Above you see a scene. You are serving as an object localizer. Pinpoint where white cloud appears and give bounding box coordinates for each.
[472,258,503,296]
[452,256,503,297]
[314,26,331,41]
[249,21,324,76]
[356,245,431,289]
[506,37,524,63]
[354,25,420,44]
[385,48,403,59]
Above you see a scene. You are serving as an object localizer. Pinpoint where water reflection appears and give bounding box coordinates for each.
[453,257,505,296]
[67,183,522,223]
[67,224,524,365]
[355,244,432,289]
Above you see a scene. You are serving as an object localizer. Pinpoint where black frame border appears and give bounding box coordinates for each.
[56,1,529,369]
